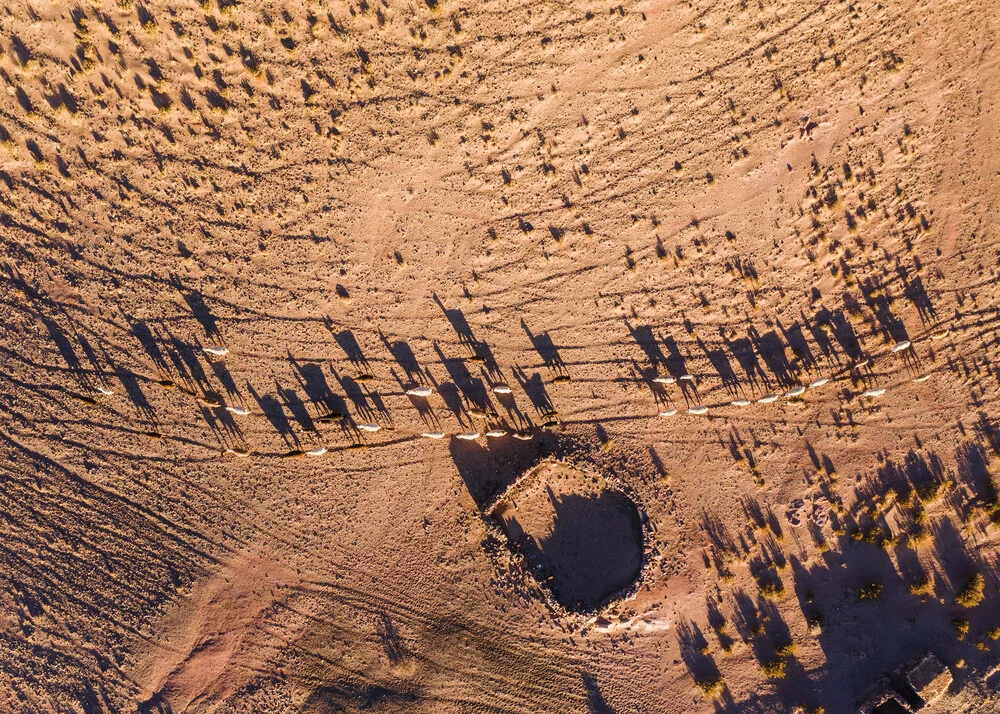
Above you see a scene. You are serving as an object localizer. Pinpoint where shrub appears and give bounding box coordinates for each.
[858,582,883,602]
[955,573,985,608]
[908,574,932,596]
[695,674,725,698]
[953,618,969,640]
[808,612,824,631]
[909,526,931,546]
[761,659,787,679]
[775,642,797,657]
[759,581,785,600]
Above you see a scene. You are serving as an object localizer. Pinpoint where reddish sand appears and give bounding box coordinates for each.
[0,0,999,712]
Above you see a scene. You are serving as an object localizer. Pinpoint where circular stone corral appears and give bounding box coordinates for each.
[489,460,645,613]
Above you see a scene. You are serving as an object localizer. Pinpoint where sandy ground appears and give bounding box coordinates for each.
[1,0,1000,712]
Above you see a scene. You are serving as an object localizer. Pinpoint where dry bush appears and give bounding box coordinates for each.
[857,582,883,602]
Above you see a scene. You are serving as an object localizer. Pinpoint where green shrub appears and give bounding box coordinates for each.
[953,618,969,640]
[955,573,985,608]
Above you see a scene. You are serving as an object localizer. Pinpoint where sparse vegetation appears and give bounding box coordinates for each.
[1,2,999,711]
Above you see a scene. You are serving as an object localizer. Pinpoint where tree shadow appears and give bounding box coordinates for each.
[676,619,733,707]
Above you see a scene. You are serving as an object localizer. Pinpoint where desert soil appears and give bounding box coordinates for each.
[1,0,1000,712]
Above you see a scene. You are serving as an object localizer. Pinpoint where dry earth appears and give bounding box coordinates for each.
[2,0,1000,712]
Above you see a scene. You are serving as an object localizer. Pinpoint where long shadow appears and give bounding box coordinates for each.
[448,435,543,510]
[624,321,667,370]
[40,313,88,387]
[632,359,671,409]
[749,328,794,388]
[101,346,157,428]
[581,672,615,714]
[331,367,376,424]
[434,293,480,355]
[247,382,297,447]
[430,377,468,429]
[724,333,768,391]
[902,275,937,326]
[513,367,553,418]
[697,337,739,397]
[434,343,492,414]
[860,276,910,344]
[659,335,689,378]
[290,356,346,418]
[332,328,371,374]
[165,329,213,397]
[800,309,841,366]
[170,274,220,339]
[379,331,424,386]
[777,318,816,371]
[208,357,239,397]
[825,308,864,362]
[278,381,315,433]
[676,619,733,707]
[129,319,170,376]
[521,319,567,376]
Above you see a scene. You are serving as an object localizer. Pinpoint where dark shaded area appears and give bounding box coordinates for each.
[247,383,298,447]
[498,486,643,610]
[513,367,553,417]
[522,319,567,375]
[582,672,615,714]
[301,682,418,712]
[332,328,371,372]
[170,275,219,338]
[872,699,909,714]
[448,435,544,510]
